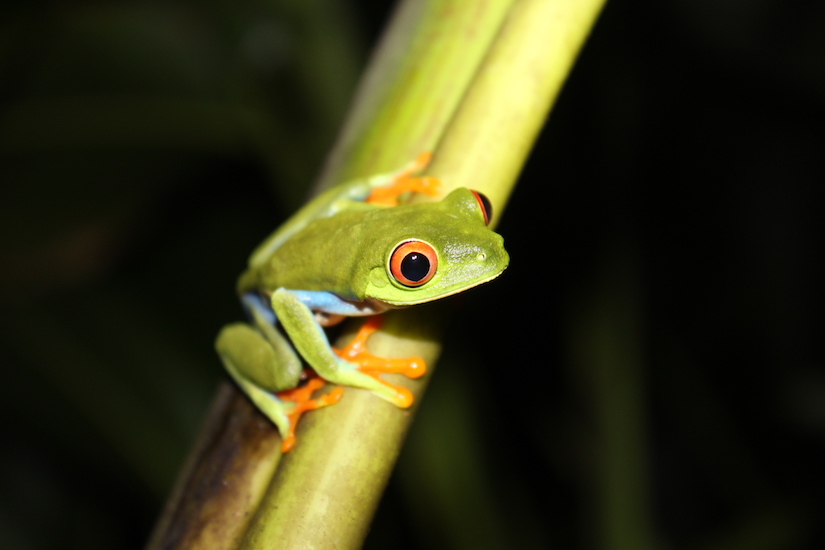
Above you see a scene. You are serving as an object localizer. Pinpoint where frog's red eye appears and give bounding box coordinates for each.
[389,240,438,287]
[470,190,493,226]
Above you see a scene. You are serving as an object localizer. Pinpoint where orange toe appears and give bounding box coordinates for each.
[365,152,442,206]
[276,373,344,452]
[333,316,428,408]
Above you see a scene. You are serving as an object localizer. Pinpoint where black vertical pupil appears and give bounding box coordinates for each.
[401,252,430,282]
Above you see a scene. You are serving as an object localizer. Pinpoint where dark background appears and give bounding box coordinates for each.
[1,1,822,549]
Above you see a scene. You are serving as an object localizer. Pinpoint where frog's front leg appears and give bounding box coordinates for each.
[271,288,426,408]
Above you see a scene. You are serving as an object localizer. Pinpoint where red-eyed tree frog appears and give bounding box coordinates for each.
[215,153,509,451]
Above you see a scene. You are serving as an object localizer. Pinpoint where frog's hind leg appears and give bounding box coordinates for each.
[216,323,343,452]
[216,293,343,452]
[216,323,296,440]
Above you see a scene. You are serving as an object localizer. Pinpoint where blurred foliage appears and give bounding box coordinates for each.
[0,1,823,549]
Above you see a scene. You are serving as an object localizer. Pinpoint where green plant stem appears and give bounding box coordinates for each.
[241,1,606,548]
[146,1,606,548]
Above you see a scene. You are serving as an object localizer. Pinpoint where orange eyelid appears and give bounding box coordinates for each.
[389,240,438,287]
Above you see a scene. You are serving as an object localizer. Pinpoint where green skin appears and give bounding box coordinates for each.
[215,164,509,440]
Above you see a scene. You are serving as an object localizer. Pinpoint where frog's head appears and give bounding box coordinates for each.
[361,188,509,307]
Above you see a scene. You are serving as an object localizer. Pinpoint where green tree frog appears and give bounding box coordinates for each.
[216,153,509,451]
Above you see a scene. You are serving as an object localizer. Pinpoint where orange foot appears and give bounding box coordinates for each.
[366,152,442,206]
[333,316,427,408]
[276,372,343,453]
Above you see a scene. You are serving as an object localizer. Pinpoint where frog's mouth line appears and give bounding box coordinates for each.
[375,267,507,308]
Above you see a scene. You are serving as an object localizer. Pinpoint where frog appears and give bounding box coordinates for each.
[215,153,509,451]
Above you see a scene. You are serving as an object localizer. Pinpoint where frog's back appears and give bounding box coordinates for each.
[246,180,374,270]
[236,209,382,301]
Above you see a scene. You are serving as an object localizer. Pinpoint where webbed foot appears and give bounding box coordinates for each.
[333,316,427,408]
[276,372,343,452]
[366,152,442,206]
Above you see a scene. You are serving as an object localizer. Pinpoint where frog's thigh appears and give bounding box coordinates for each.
[215,323,301,436]
[215,322,302,393]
